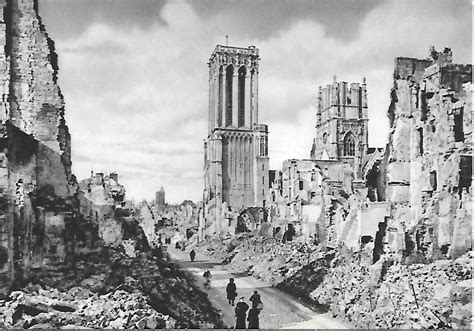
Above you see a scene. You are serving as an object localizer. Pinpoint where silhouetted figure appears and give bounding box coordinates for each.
[175,242,180,249]
[226,278,237,305]
[247,307,260,329]
[190,249,196,262]
[203,270,212,289]
[250,291,262,309]
[235,297,249,329]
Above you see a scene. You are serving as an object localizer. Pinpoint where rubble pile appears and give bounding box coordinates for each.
[198,234,325,284]
[311,251,472,329]
[0,286,176,329]
[7,246,225,329]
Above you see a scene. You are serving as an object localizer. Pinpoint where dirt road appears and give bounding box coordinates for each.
[167,246,349,329]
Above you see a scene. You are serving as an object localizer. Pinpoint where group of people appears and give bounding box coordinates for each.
[227,278,263,329]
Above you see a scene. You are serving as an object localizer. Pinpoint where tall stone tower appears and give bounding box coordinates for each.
[310,76,368,176]
[204,45,269,228]
[155,187,165,206]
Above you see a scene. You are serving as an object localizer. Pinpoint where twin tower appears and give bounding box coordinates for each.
[204,45,269,215]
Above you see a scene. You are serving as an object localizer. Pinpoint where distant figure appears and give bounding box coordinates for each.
[181,241,185,251]
[250,291,262,309]
[190,249,196,262]
[234,297,249,329]
[226,278,237,306]
[247,307,260,329]
[175,242,180,249]
[203,270,212,289]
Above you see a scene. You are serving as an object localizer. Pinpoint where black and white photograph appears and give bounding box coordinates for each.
[0,0,471,329]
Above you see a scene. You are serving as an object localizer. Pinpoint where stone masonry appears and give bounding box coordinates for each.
[0,0,74,286]
[384,46,472,260]
[204,45,269,235]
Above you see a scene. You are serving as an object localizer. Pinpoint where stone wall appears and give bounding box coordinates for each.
[0,0,74,286]
[384,47,472,260]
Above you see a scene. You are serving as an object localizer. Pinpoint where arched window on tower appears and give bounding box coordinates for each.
[322,132,328,144]
[225,65,233,126]
[344,132,355,156]
[238,66,246,127]
[217,66,223,127]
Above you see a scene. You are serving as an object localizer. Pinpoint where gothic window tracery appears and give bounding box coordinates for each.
[238,66,246,127]
[344,132,355,156]
[225,65,233,126]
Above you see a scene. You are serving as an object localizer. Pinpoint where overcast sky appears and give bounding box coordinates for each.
[38,0,471,204]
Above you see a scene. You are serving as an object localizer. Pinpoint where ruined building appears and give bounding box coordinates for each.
[0,0,74,285]
[267,76,387,244]
[383,46,472,259]
[203,45,269,234]
[310,76,369,178]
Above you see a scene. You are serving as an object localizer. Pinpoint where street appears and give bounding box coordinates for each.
[167,245,350,329]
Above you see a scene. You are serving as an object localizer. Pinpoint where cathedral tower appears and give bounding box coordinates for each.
[310,76,369,176]
[204,45,269,228]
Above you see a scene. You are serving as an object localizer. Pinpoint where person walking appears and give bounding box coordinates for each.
[226,278,237,306]
[247,306,260,329]
[203,270,212,289]
[234,297,249,329]
[249,291,262,309]
[189,249,196,262]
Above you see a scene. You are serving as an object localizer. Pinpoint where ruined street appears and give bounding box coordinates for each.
[168,245,349,329]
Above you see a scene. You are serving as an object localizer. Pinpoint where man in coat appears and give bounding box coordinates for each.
[234,297,249,329]
[226,278,237,305]
[247,306,260,329]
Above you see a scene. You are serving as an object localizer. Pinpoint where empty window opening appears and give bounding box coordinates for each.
[217,66,223,126]
[420,90,428,121]
[459,155,472,193]
[417,128,423,155]
[344,132,355,156]
[454,107,464,142]
[361,235,373,245]
[225,65,233,126]
[238,66,246,127]
[429,170,437,191]
[322,132,328,144]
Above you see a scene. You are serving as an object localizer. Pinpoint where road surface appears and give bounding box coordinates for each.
[167,245,349,329]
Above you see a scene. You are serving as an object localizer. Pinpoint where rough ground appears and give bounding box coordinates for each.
[168,244,349,329]
[196,234,473,329]
[0,247,224,329]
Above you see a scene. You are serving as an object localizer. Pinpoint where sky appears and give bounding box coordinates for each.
[37,0,471,204]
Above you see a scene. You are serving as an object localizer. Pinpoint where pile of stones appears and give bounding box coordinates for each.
[310,251,472,329]
[0,285,175,329]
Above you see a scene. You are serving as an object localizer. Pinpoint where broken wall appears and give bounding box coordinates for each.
[0,0,74,286]
[384,47,472,260]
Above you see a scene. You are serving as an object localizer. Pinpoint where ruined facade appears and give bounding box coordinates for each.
[384,47,472,259]
[311,77,369,178]
[0,0,74,285]
[203,45,269,234]
[267,75,387,247]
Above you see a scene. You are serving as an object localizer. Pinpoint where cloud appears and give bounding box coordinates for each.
[46,0,470,203]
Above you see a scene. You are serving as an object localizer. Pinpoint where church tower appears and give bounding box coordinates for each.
[204,45,269,230]
[310,76,368,176]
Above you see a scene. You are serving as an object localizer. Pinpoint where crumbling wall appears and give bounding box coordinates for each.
[384,47,472,260]
[0,0,74,286]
